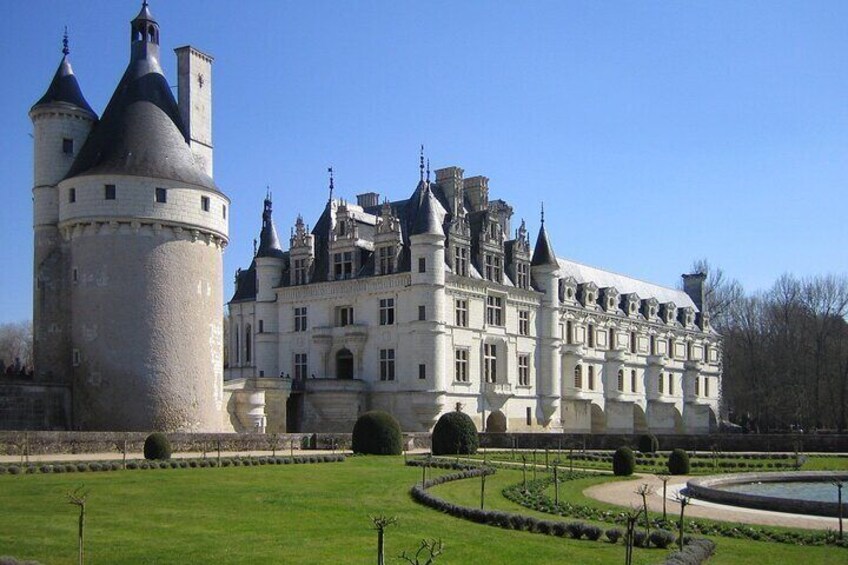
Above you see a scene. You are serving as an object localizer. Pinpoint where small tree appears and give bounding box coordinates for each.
[370,515,397,565]
[400,539,444,565]
[635,483,653,538]
[655,473,671,522]
[834,481,844,539]
[67,486,88,565]
[667,448,690,475]
[674,494,691,551]
[622,507,641,565]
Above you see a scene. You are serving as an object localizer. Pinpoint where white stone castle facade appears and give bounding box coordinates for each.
[226,159,722,434]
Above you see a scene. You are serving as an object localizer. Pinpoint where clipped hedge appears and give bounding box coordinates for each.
[668,448,690,475]
[143,433,171,460]
[612,446,635,476]
[638,434,659,454]
[661,538,716,565]
[351,411,403,455]
[432,411,478,456]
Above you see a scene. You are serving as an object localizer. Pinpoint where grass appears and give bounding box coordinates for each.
[0,456,845,564]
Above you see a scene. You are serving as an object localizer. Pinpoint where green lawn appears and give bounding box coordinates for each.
[0,457,845,564]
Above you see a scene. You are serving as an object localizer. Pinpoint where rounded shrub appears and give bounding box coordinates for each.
[668,448,690,475]
[612,446,635,476]
[649,529,676,549]
[351,410,403,455]
[638,434,659,454]
[606,528,623,543]
[432,411,478,456]
[143,432,172,460]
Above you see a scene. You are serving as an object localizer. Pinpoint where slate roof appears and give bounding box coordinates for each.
[256,197,286,259]
[531,222,558,267]
[32,55,96,116]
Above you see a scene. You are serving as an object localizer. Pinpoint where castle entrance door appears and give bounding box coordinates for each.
[336,348,354,379]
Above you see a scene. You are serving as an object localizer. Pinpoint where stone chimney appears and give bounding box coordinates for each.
[682,272,707,313]
[175,46,214,177]
[356,192,380,208]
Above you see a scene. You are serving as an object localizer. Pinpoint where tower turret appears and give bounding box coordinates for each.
[30,31,97,383]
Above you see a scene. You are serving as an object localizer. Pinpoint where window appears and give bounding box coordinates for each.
[658,373,664,394]
[454,246,469,276]
[695,376,700,396]
[379,298,395,326]
[617,369,624,392]
[294,307,308,332]
[104,184,116,200]
[587,324,595,348]
[68,188,76,203]
[566,321,573,344]
[630,332,637,354]
[630,369,637,393]
[201,195,210,212]
[418,305,426,321]
[294,353,308,380]
[705,377,710,397]
[516,262,529,289]
[455,299,468,327]
[518,354,530,386]
[526,407,532,426]
[234,326,240,364]
[378,246,395,275]
[379,349,395,381]
[483,343,497,383]
[418,364,426,380]
[62,138,74,154]
[669,374,675,395]
[335,306,353,327]
[668,337,675,358]
[293,258,308,285]
[418,257,426,273]
[72,268,78,283]
[72,349,80,367]
[650,335,656,356]
[455,348,469,382]
[245,324,252,363]
[687,342,693,361]
[609,328,616,350]
[258,319,264,333]
[703,345,710,363]
[155,187,167,203]
[484,254,502,282]
[223,204,227,219]
[574,365,583,388]
[518,310,530,336]
[486,295,503,326]
[333,252,353,280]
[588,366,595,390]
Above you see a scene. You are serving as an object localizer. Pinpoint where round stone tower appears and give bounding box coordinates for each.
[49,2,229,431]
[30,32,98,384]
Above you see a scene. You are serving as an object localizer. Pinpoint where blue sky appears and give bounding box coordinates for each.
[1,1,846,323]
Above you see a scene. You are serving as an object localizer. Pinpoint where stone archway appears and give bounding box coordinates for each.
[672,406,685,434]
[590,403,606,433]
[633,405,649,434]
[486,410,507,433]
[336,348,354,380]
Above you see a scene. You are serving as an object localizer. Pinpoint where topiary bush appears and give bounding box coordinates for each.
[638,434,659,454]
[351,411,403,455]
[432,411,478,455]
[649,529,676,549]
[668,448,690,475]
[606,528,623,543]
[612,446,635,476]
[143,432,172,460]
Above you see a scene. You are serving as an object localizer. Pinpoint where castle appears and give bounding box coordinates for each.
[26,3,720,434]
[226,160,722,434]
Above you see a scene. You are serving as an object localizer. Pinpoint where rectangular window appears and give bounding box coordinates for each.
[294,307,308,332]
[687,342,693,360]
[518,354,530,386]
[223,204,227,219]
[695,376,700,396]
[486,295,503,326]
[484,343,497,383]
[201,195,210,212]
[336,306,354,327]
[574,365,583,388]
[379,298,395,326]
[72,268,78,283]
[526,407,532,426]
[294,353,308,380]
[630,332,637,354]
[516,262,529,289]
[104,184,116,200]
[588,366,595,390]
[566,321,573,344]
[518,310,530,336]
[258,319,264,333]
[378,246,395,275]
[62,138,74,155]
[454,246,468,276]
[650,336,656,356]
[609,328,617,350]
[418,257,426,273]
[72,349,81,367]
[418,364,426,380]
[669,374,675,395]
[293,258,308,285]
[705,377,710,397]
[668,338,675,359]
[380,349,395,381]
[630,369,637,393]
[68,187,76,203]
[658,373,664,394]
[587,324,595,348]
[454,348,469,382]
[155,187,167,203]
[418,305,426,321]
[333,251,354,280]
[485,254,493,280]
[484,254,503,282]
[455,299,468,327]
[617,370,624,392]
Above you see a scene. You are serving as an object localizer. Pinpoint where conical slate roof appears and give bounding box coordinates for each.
[65,3,215,190]
[410,184,445,236]
[531,221,558,267]
[256,196,285,259]
[32,55,96,116]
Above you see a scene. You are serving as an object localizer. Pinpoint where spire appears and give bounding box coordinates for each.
[426,159,431,183]
[419,145,425,182]
[31,27,96,116]
[257,190,285,259]
[327,167,335,203]
[531,203,558,268]
[131,0,160,58]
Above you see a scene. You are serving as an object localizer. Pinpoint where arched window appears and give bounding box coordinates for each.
[617,369,624,392]
[574,365,583,389]
[245,324,252,363]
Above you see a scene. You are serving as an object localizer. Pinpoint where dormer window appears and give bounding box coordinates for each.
[377,246,395,275]
[333,251,353,280]
[516,262,529,289]
[454,246,469,276]
[484,254,502,283]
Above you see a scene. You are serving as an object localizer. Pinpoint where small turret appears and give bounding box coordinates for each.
[256,191,285,259]
[531,205,558,269]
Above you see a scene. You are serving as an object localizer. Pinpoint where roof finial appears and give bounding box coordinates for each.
[142,0,149,7]
[419,144,425,182]
[266,184,271,202]
[426,158,431,183]
[541,202,545,224]
[62,26,69,56]
[327,166,335,203]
